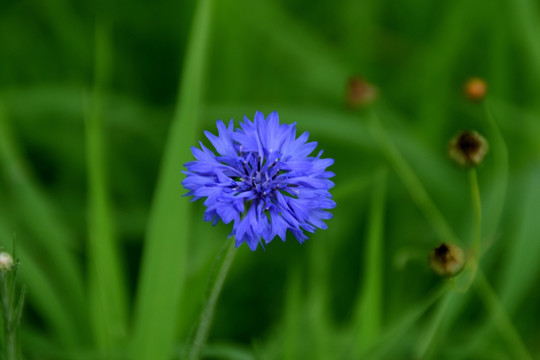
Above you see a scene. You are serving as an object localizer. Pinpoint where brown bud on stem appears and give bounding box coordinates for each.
[429,243,465,277]
[464,77,487,101]
[448,130,489,167]
[346,76,378,109]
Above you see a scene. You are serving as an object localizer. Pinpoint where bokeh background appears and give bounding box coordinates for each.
[1,0,540,359]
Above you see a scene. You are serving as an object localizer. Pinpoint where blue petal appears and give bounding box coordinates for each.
[182,110,336,250]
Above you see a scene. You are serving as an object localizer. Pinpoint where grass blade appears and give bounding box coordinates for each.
[282,267,302,360]
[85,21,128,350]
[244,0,351,103]
[369,111,459,244]
[352,283,450,359]
[474,272,533,360]
[498,164,540,315]
[0,104,88,347]
[0,211,79,348]
[413,291,454,359]
[131,0,214,358]
[352,168,387,354]
[204,105,374,149]
[482,101,509,245]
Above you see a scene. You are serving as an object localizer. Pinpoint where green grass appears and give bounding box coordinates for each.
[0,0,539,359]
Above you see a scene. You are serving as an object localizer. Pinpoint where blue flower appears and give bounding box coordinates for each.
[182,111,335,250]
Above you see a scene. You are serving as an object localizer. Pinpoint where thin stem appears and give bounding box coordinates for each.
[452,166,482,293]
[469,169,482,255]
[415,169,483,353]
[0,272,17,360]
[187,239,237,360]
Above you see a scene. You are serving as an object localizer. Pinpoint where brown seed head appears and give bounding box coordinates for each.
[346,77,378,109]
[448,130,489,167]
[464,77,487,101]
[429,243,465,277]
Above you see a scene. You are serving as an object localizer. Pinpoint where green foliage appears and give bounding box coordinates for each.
[0,0,539,359]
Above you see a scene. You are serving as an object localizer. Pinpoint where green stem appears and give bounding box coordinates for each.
[414,170,482,353]
[469,169,482,255]
[452,169,482,293]
[0,272,17,360]
[187,239,237,360]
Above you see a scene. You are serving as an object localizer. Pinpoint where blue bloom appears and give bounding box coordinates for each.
[182,111,335,250]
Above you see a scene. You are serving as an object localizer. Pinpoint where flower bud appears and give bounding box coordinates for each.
[464,77,487,101]
[0,252,14,272]
[448,130,489,167]
[429,243,465,277]
[346,76,378,109]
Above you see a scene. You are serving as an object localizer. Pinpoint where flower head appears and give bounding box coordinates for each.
[182,111,336,250]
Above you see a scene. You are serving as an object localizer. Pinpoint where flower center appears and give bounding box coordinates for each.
[236,152,283,200]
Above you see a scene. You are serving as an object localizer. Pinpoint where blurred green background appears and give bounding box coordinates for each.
[1,0,540,359]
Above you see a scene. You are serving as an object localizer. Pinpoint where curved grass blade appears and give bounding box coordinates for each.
[369,111,459,244]
[482,101,509,246]
[131,0,214,358]
[474,272,533,360]
[346,283,450,359]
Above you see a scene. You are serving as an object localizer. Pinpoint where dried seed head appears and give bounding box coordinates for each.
[0,252,14,272]
[464,77,487,101]
[448,130,489,167]
[346,76,378,109]
[429,243,465,277]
